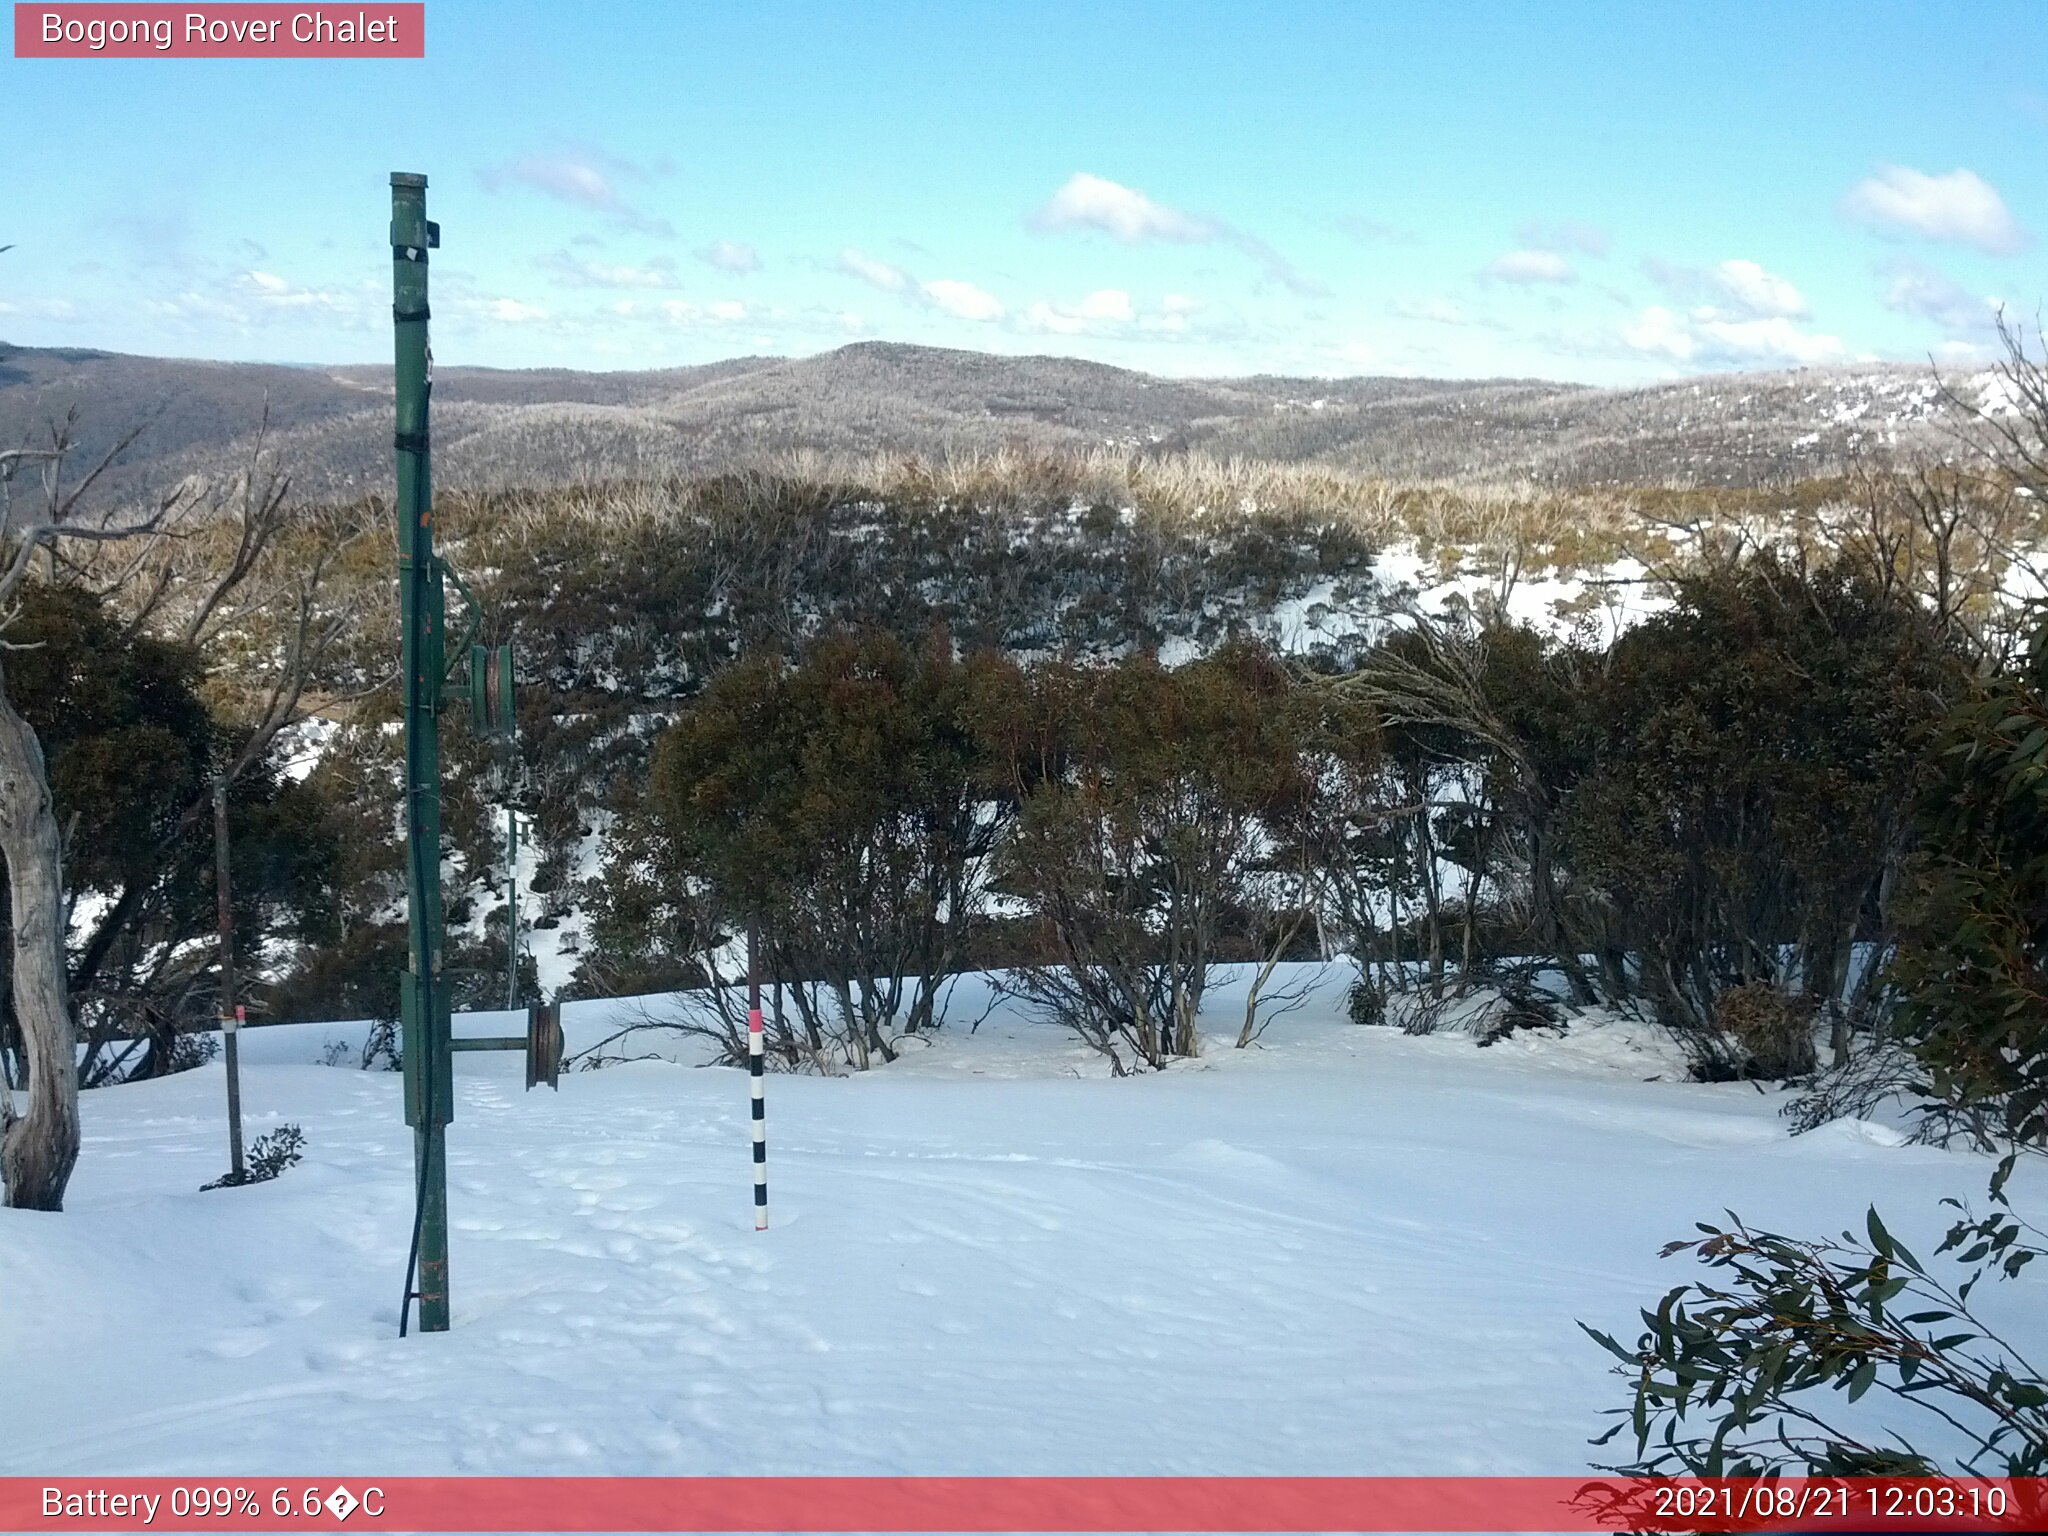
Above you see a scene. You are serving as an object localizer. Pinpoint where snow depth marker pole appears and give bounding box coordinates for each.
[747,924,768,1231]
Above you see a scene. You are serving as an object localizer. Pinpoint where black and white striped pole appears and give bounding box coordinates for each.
[746,924,769,1231]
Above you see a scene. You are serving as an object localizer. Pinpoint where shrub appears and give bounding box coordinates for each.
[1784,1031,2002,1152]
[202,1124,306,1190]
[1716,982,1819,1080]
[1346,977,1386,1027]
[993,642,1316,1072]
[166,1031,221,1074]
[1889,611,2048,1168]
[1584,1199,2048,1479]
[1559,558,1959,1057]
[1474,978,1563,1045]
[634,626,1012,1070]
[360,1018,401,1072]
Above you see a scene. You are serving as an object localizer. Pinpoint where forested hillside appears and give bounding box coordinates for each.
[0,338,1997,508]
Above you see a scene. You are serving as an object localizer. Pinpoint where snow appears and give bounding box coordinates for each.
[272,716,341,784]
[1347,547,1671,645]
[5,966,2043,1479]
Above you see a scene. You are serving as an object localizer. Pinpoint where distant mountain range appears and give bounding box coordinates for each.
[0,338,1976,505]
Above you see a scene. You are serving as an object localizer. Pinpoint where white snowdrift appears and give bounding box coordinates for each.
[3,967,2042,1478]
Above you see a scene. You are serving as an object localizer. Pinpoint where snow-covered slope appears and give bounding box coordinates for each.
[3,968,2041,1477]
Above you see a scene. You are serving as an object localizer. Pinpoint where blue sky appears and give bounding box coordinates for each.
[2,0,2043,382]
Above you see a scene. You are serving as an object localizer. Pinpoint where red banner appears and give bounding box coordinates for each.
[13,4,424,58]
[4,1477,2048,1532]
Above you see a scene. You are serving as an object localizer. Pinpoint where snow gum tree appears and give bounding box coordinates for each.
[0,423,361,1209]
[989,641,1316,1072]
[634,626,1014,1070]
[1556,554,1962,1071]
[0,431,154,1208]
[0,605,75,1208]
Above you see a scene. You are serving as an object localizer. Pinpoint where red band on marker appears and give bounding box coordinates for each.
[14,4,425,59]
[2,1477,2045,1532]
[748,1007,765,1034]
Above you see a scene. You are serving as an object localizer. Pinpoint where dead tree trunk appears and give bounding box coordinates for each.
[0,677,79,1210]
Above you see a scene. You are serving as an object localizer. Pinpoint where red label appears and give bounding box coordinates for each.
[14,4,424,57]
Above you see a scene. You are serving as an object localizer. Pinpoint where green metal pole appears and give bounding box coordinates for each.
[391,171,452,1335]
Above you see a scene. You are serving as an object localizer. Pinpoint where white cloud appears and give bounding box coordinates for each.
[1842,165,2026,255]
[1934,337,1995,363]
[696,240,761,274]
[486,153,618,209]
[836,249,1005,321]
[1880,260,1998,336]
[652,299,751,325]
[1485,250,1576,284]
[922,278,1004,322]
[148,290,248,325]
[1713,259,1808,318]
[479,148,673,236]
[1029,173,1218,244]
[1715,317,1830,363]
[1021,288,1135,335]
[1641,256,1703,297]
[1021,303,1087,336]
[540,250,679,289]
[1622,306,1694,358]
[1029,173,1323,296]
[1078,289,1136,322]
[489,298,548,323]
[1146,293,1204,335]
[240,270,355,314]
[1622,305,1843,366]
[1391,297,1471,326]
[1334,215,1417,246]
[837,248,914,294]
[1514,218,1610,257]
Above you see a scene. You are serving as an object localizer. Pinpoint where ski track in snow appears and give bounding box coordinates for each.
[4,967,2044,1478]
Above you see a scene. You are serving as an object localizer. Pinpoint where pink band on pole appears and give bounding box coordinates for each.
[748,1008,764,1034]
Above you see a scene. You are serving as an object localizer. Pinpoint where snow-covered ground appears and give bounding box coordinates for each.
[4,967,2043,1478]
